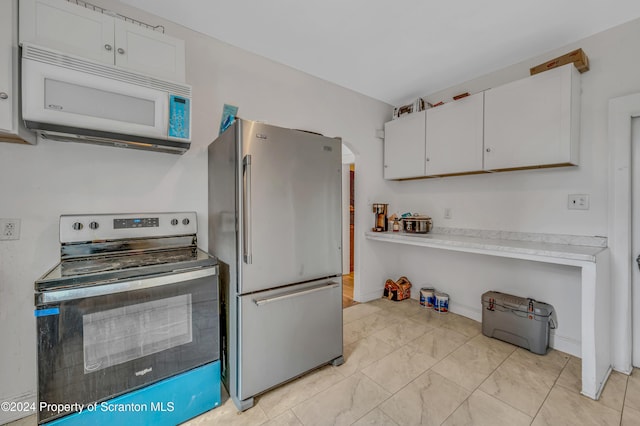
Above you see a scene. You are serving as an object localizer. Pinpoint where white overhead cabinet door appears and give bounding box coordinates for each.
[426,92,484,175]
[483,64,580,171]
[114,19,185,82]
[384,110,426,179]
[0,2,14,134]
[20,0,186,82]
[0,0,36,144]
[20,0,114,64]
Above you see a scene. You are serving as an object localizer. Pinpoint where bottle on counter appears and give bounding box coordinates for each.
[392,218,400,232]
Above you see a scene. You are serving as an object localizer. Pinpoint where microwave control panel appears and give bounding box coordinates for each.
[169,95,191,140]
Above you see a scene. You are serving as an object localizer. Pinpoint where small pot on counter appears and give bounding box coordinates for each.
[402,216,433,234]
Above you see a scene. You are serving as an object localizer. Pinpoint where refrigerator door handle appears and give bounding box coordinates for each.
[243,154,252,264]
[254,282,339,306]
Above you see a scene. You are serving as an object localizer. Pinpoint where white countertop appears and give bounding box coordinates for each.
[365,230,607,264]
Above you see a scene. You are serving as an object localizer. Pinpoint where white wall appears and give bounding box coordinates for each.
[360,18,640,360]
[0,0,392,422]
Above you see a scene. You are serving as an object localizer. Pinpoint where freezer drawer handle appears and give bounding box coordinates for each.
[243,154,253,264]
[254,282,339,306]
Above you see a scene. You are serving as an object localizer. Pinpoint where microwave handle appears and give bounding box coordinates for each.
[160,95,169,135]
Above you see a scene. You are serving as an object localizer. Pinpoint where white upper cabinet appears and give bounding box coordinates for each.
[19,0,115,64]
[483,64,580,171]
[113,19,186,82]
[382,64,581,180]
[384,110,426,180]
[20,0,186,82]
[0,0,36,144]
[426,92,484,175]
[0,2,14,135]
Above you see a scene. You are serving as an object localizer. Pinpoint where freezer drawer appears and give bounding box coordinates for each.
[238,278,343,399]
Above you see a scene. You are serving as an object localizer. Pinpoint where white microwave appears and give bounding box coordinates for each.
[21,43,192,154]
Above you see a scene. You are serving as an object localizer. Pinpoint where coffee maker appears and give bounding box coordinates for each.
[372,203,388,232]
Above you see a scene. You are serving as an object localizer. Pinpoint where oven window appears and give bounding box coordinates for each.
[82,294,193,373]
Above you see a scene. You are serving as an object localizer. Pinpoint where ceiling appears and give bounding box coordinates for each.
[119,0,640,106]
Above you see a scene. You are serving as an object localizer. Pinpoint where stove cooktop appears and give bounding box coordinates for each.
[36,248,217,292]
[61,248,197,276]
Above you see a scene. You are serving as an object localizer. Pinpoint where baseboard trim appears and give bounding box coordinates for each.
[449,302,481,322]
[361,291,582,357]
[550,332,581,358]
[359,289,385,303]
[0,391,36,424]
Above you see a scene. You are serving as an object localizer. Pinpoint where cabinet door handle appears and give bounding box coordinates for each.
[104,44,113,51]
[486,148,492,153]
[117,48,126,55]
[0,92,7,100]
[426,157,430,162]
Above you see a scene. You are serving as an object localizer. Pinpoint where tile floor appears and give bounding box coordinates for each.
[185,298,640,426]
[8,298,640,426]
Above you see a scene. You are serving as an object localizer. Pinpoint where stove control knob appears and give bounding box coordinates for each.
[89,221,99,230]
[182,218,190,225]
[171,218,179,226]
[72,222,83,231]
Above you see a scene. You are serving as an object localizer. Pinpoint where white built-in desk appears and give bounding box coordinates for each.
[366,229,610,400]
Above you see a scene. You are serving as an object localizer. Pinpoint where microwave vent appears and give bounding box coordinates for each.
[21,43,191,98]
[38,128,188,155]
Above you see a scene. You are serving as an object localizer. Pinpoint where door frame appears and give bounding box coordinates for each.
[608,92,640,374]
[341,141,358,299]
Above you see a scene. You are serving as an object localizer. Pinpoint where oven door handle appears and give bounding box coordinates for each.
[36,266,218,304]
[254,281,339,306]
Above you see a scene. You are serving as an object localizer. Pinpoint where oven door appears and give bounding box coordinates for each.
[35,267,218,424]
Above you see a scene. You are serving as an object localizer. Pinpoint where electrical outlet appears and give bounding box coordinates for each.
[444,208,452,219]
[0,218,21,240]
[568,194,589,210]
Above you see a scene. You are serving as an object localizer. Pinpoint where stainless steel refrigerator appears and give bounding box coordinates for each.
[208,119,344,411]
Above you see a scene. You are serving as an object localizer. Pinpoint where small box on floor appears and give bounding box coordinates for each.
[481,291,554,355]
[383,276,411,301]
